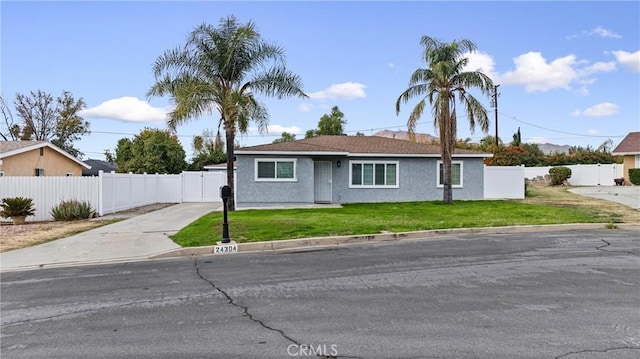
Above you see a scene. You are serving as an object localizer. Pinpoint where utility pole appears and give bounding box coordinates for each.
[492,84,500,147]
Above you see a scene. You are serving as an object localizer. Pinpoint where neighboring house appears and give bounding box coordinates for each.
[0,141,90,177]
[82,159,117,176]
[612,132,640,185]
[203,161,237,172]
[234,135,492,208]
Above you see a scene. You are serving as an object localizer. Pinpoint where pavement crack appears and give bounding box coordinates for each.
[596,238,637,255]
[555,346,640,358]
[193,258,302,346]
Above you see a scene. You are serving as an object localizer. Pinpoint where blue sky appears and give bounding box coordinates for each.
[2,1,639,161]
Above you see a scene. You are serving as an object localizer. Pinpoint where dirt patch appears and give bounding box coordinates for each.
[0,203,177,253]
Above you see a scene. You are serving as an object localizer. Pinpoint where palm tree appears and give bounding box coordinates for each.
[396,36,494,204]
[148,15,307,210]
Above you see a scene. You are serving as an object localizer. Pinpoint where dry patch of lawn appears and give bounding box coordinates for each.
[0,220,118,253]
[522,184,640,224]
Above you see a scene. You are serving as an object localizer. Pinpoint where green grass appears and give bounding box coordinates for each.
[171,200,620,247]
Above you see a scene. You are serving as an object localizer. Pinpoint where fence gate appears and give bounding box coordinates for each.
[182,171,226,202]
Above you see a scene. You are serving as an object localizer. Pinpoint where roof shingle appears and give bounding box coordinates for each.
[612,132,640,155]
[237,135,487,155]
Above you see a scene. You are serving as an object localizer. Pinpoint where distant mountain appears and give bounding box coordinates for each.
[374,130,438,143]
[535,143,572,155]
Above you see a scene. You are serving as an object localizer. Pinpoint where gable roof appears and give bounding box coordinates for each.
[236,135,491,158]
[0,141,91,169]
[82,159,117,175]
[612,132,640,155]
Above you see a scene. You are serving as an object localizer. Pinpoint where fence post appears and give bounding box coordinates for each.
[98,170,104,216]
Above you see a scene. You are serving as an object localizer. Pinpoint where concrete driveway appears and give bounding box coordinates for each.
[569,186,640,209]
[0,203,222,271]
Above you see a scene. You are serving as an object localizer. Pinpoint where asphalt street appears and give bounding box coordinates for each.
[1,229,639,359]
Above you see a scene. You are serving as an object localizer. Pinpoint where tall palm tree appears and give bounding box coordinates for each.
[396,36,494,204]
[148,15,307,210]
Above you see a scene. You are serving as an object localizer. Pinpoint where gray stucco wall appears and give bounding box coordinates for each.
[236,155,485,208]
[236,155,315,207]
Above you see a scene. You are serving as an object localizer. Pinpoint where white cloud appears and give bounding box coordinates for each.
[80,97,168,123]
[579,61,616,76]
[308,82,367,100]
[582,102,619,117]
[587,129,600,135]
[570,110,581,117]
[463,51,498,81]
[298,103,313,112]
[387,63,396,69]
[611,50,640,72]
[500,52,578,92]
[587,26,622,39]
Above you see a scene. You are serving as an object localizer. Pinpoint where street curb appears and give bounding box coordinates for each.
[148,222,640,259]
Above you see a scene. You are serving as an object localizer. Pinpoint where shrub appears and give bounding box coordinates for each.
[0,197,36,219]
[629,168,640,185]
[549,166,572,186]
[50,200,95,221]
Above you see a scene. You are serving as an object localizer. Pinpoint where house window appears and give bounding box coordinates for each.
[350,161,398,188]
[437,160,463,188]
[35,168,45,176]
[255,158,296,181]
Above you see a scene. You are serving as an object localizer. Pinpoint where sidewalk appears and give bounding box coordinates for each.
[0,203,222,271]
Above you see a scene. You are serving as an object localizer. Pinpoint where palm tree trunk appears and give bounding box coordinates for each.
[225,127,236,211]
[442,147,453,204]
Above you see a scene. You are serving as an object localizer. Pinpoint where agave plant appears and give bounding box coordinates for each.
[0,197,36,224]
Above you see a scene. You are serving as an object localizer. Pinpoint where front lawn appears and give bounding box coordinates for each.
[171,196,623,247]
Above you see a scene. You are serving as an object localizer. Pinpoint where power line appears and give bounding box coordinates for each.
[498,111,626,139]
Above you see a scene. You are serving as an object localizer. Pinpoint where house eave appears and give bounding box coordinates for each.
[235,150,349,156]
[0,142,91,169]
[611,151,640,156]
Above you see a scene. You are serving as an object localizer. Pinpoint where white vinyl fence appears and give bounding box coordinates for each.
[524,164,623,186]
[0,171,227,222]
[0,176,100,222]
[484,165,525,199]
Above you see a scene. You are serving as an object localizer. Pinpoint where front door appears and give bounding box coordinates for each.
[314,161,332,203]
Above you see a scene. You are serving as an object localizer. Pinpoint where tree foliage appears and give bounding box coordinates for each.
[305,106,346,138]
[189,129,226,170]
[9,90,90,158]
[114,128,187,174]
[273,132,296,144]
[396,36,493,203]
[148,15,306,210]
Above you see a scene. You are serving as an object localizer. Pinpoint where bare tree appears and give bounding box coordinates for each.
[0,94,19,141]
[14,90,56,141]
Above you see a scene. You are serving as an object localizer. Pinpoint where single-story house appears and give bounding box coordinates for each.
[612,131,640,185]
[234,135,492,208]
[82,159,117,176]
[0,141,90,177]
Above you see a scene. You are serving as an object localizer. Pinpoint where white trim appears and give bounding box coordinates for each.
[236,150,491,158]
[436,160,463,188]
[254,158,297,182]
[237,150,348,156]
[349,160,399,188]
[612,151,640,156]
[0,141,92,169]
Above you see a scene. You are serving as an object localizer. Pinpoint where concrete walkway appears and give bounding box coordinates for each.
[568,186,640,209]
[0,203,222,271]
